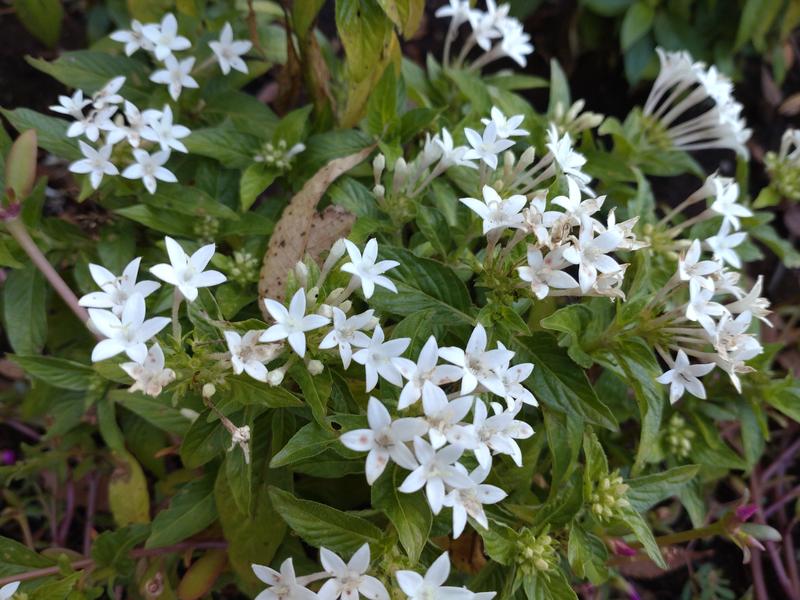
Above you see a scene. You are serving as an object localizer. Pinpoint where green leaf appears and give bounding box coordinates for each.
[367,66,398,136]
[108,450,151,526]
[13,0,63,47]
[583,431,609,484]
[515,335,617,431]
[540,304,597,368]
[180,409,231,468]
[146,474,218,548]
[376,0,425,36]
[3,264,47,355]
[225,440,253,516]
[108,389,190,435]
[91,524,150,575]
[626,465,699,511]
[547,59,570,116]
[371,465,431,562]
[370,246,473,321]
[288,364,331,427]
[142,184,239,220]
[0,536,54,579]
[185,125,262,168]
[479,523,518,566]
[269,487,383,554]
[240,164,278,212]
[523,571,578,600]
[621,2,654,51]
[226,376,304,409]
[568,524,609,584]
[1,107,79,160]
[618,507,666,569]
[270,421,341,468]
[735,0,782,51]
[9,354,92,390]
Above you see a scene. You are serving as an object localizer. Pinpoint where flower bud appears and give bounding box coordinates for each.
[307,360,324,375]
[338,300,352,313]
[202,383,216,399]
[373,154,386,185]
[267,369,285,386]
[294,262,309,288]
[180,408,200,422]
[392,157,408,193]
[306,286,319,303]
[373,184,385,201]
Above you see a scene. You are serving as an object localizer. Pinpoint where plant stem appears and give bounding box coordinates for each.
[172,289,183,340]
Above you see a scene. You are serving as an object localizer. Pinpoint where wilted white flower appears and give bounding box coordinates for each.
[150,236,227,302]
[120,343,175,396]
[225,330,279,382]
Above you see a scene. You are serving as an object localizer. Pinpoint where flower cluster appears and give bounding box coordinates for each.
[765,128,800,200]
[643,48,751,156]
[252,546,492,600]
[436,0,534,69]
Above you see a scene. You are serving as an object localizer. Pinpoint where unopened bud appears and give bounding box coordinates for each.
[518,146,536,170]
[306,286,319,303]
[338,300,352,313]
[392,157,408,193]
[318,303,333,318]
[373,184,385,200]
[366,317,379,329]
[202,383,216,399]
[373,154,386,185]
[267,369,285,386]
[307,360,324,375]
[294,262,309,287]
[180,408,200,422]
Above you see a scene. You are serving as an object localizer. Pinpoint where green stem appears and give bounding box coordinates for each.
[172,289,183,340]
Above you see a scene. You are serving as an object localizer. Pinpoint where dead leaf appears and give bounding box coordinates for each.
[306,205,357,264]
[258,145,375,312]
[432,531,487,575]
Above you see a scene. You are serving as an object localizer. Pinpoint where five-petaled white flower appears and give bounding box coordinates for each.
[352,325,409,391]
[463,122,515,170]
[319,307,374,369]
[481,107,528,139]
[92,76,126,109]
[434,128,477,170]
[150,55,198,101]
[395,553,479,600]
[517,245,578,299]
[460,185,527,235]
[318,544,389,600]
[439,324,513,396]
[562,226,623,293]
[656,349,715,404]
[141,105,191,153]
[106,101,152,148]
[142,13,192,61]
[67,106,116,142]
[706,220,746,268]
[398,437,473,514]
[110,19,153,55]
[420,382,477,450]
[678,239,720,290]
[546,124,592,193]
[120,343,175,397]
[685,278,727,334]
[392,335,463,410]
[493,348,537,407]
[472,399,534,468]
[340,397,427,484]
[150,236,227,302]
[50,90,90,118]
[341,239,399,299]
[252,558,318,600]
[443,464,507,538]
[260,288,330,357]
[89,293,170,363]
[709,177,751,230]
[209,22,252,75]
[434,0,472,26]
[69,141,118,189]
[225,330,279,382]
[121,148,177,194]
[79,257,160,316]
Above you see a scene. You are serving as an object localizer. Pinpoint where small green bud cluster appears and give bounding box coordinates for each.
[590,471,630,522]
[665,413,695,459]
[193,215,220,242]
[254,139,291,170]
[765,151,800,201]
[228,250,259,285]
[516,529,556,574]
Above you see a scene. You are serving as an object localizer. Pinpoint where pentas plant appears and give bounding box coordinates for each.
[0,1,797,599]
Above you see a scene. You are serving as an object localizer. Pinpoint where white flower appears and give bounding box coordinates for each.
[319,307,374,369]
[341,239,399,299]
[443,464,507,537]
[150,55,198,101]
[121,148,177,194]
[141,105,191,153]
[395,553,476,600]
[340,397,427,484]
[260,288,330,357]
[352,325,409,391]
[562,227,623,293]
[92,76,126,109]
[392,335,463,410]
[50,90,90,118]
[517,245,578,299]
[481,107,528,139]
[79,257,160,316]
[685,278,727,334]
[110,19,153,55]
[66,106,116,142]
[318,544,389,600]
[656,349,715,404]
[725,276,771,325]
[209,22,252,75]
[439,324,513,396]
[142,13,192,61]
[435,0,472,26]
[120,343,175,397]
[709,178,751,230]
[472,400,534,468]
[551,177,603,226]
[252,558,318,600]
[0,582,20,600]
[225,330,279,382]
[706,220,746,268]
[398,438,473,514]
[460,185,527,235]
[678,239,720,290]
[420,382,477,450]
[105,101,153,148]
[468,2,508,51]
[493,350,536,407]
[150,236,227,302]
[497,20,534,67]
[435,128,477,170]
[69,141,118,189]
[546,125,592,193]
[89,293,170,363]
[463,122,515,170]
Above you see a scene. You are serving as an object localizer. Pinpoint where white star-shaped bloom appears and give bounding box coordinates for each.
[434,0,472,26]
[66,106,117,142]
[110,19,153,55]
[121,148,177,194]
[546,124,593,193]
[260,288,330,357]
[395,553,477,600]
[438,324,513,396]
[340,239,399,299]
[92,76,126,109]
[142,13,192,61]
[392,335,463,410]
[252,558,318,600]
[319,307,374,369]
[420,381,477,450]
[150,55,198,101]
[562,226,623,293]
[318,544,389,600]
[463,122,515,170]
[50,90,90,118]
[150,236,227,302]
[209,22,252,75]
[472,399,534,469]
[340,397,427,484]
[89,293,170,363]
[443,463,507,538]
[460,185,527,235]
[225,330,280,382]
[352,325,409,391]
[79,257,160,316]
[685,278,727,335]
[120,343,175,397]
[434,128,477,170]
[141,105,191,153]
[69,141,118,189]
[398,438,473,514]
[656,349,715,404]
[105,101,153,148]
[709,178,751,230]
[706,220,747,268]
[493,347,536,407]
[481,107,528,139]
[678,239,720,291]
[517,245,578,299]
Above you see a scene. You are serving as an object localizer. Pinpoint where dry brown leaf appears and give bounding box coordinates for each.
[432,531,487,575]
[306,205,357,264]
[258,145,375,313]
